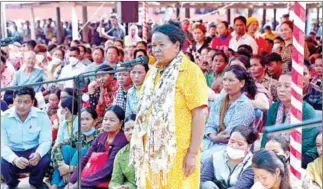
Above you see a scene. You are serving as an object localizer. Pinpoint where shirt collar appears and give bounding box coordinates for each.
[8,107,38,121]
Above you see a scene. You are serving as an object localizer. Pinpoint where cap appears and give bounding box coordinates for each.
[247,17,259,27]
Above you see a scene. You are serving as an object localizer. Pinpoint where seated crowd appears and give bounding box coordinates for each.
[1,14,322,189]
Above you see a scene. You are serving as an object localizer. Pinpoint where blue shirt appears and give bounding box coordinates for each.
[11,68,47,92]
[54,116,79,147]
[125,85,140,118]
[205,94,255,137]
[1,107,52,163]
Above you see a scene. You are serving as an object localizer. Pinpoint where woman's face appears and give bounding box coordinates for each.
[193,28,205,43]
[102,110,122,133]
[250,58,266,79]
[217,22,228,36]
[81,111,96,132]
[253,168,280,189]
[24,51,36,68]
[130,65,147,86]
[265,140,290,160]
[117,71,132,87]
[124,120,135,142]
[228,132,249,152]
[135,51,146,58]
[280,23,293,41]
[314,58,322,77]
[96,73,113,86]
[48,93,60,109]
[152,32,180,66]
[277,75,292,103]
[247,21,259,34]
[222,71,245,96]
[92,49,104,64]
[52,50,64,61]
[213,55,227,73]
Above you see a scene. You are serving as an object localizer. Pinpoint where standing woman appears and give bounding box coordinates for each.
[277,21,293,73]
[130,21,209,189]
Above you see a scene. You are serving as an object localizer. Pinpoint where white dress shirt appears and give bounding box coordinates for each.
[229,33,258,55]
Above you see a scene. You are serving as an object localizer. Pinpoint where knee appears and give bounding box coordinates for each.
[201,181,219,189]
[61,145,73,153]
[37,153,51,168]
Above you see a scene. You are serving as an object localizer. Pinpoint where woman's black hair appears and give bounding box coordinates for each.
[266,136,290,153]
[238,44,253,57]
[212,51,229,64]
[3,90,14,105]
[153,20,185,50]
[105,105,125,122]
[230,126,258,145]
[125,114,136,123]
[219,21,229,28]
[184,52,195,62]
[49,88,61,100]
[93,47,104,56]
[134,49,148,58]
[230,55,251,69]
[1,56,6,64]
[106,46,120,56]
[252,150,291,189]
[82,108,98,120]
[250,55,267,67]
[225,65,257,99]
[61,96,78,115]
[62,88,78,98]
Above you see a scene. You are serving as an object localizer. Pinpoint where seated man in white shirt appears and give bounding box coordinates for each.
[229,16,258,55]
[58,46,87,89]
[1,87,52,189]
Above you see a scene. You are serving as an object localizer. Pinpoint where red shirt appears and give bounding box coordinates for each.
[211,35,232,50]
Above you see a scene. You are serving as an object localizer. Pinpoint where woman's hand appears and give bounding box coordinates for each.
[210,132,229,143]
[58,162,70,176]
[88,81,99,94]
[183,152,197,177]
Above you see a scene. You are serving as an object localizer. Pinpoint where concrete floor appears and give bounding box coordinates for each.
[1,177,50,189]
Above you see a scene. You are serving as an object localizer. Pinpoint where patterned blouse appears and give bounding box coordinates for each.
[112,87,128,111]
[280,43,292,73]
[125,85,141,118]
[260,74,278,102]
[89,79,119,117]
[205,94,255,137]
[109,144,136,189]
[51,130,100,168]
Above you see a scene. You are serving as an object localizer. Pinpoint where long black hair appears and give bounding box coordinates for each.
[224,65,257,99]
[252,150,291,189]
[105,105,125,122]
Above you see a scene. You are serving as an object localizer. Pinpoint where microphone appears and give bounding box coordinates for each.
[119,56,148,67]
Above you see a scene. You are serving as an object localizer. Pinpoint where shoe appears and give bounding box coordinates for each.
[30,182,49,189]
[2,185,18,189]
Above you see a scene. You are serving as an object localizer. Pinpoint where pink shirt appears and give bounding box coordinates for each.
[1,64,15,88]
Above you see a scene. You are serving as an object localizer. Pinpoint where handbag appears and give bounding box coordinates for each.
[81,145,110,188]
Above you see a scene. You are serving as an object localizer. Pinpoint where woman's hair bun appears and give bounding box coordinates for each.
[168,20,182,29]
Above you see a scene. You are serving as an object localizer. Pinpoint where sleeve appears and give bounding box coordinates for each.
[36,113,53,157]
[10,71,19,87]
[306,161,317,184]
[51,136,73,168]
[251,92,270,110]
[69,136,99,184]
[54,122,65,147]
[229,166,255,189]
[200,156,215,185]
[183,64,208,111]
[108,151,125,189]
[89,91,99,110]
[125,93,131,118]
[204,102,218,137]
[1,117,18,163]
[265,103,278,127]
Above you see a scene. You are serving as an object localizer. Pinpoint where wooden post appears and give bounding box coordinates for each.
[56,7,62,44]
[185,7,190,19]
[227,8,231,25]
[1,2,7,38]
[82,6,89,42]
[248,8,252,17]
[30,5,36,40]
[273,8,277,30]
[262,4,267,32]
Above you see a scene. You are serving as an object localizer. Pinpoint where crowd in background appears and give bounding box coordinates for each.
[1,11,322,189]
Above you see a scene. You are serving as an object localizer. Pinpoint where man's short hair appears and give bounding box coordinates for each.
[233,16,247,25]
[69,46,80,55]
[265,52,282,63]
[14,87,36,101]
[26,40,37,50]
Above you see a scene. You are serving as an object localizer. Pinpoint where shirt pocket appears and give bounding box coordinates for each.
[25,120,41,142]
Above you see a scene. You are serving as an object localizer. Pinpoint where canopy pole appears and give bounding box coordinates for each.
[30,5,36,40]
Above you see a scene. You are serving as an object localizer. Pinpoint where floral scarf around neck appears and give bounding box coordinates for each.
[129,52,183,188]
[270,102,292,141]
